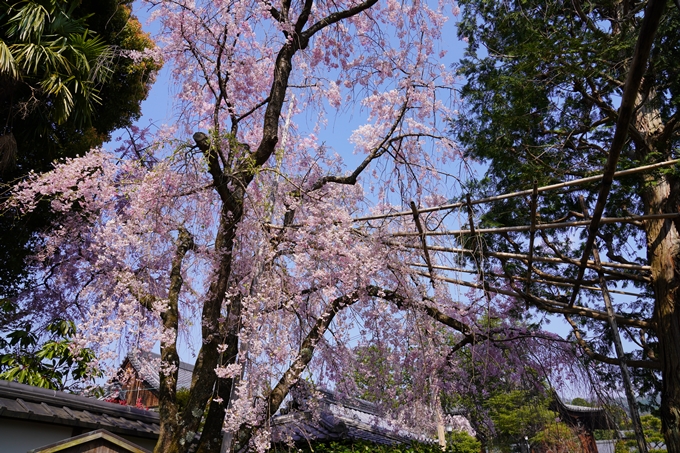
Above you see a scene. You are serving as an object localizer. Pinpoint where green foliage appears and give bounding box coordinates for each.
[0,0,160,298]
[530,422,582,453]
[570,398,593,407]
[1,0,113,126]
[485,390,556,451]
[620,415,665,451]
[614,440,628,453]
[447,430,482,453]
[0,300,100,391]
[176,387,191,412]
[269,436,479,453]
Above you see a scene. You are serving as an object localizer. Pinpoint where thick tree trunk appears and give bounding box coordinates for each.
[642,175,680,453]
[154,214,241,453]
[633,73,680,451]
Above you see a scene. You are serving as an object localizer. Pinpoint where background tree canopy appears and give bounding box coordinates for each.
[0,0,160,300]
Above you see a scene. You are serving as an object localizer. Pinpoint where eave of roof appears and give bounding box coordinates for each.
[549,393,611,431]
[0,380,160,439]
[271,390,432,446]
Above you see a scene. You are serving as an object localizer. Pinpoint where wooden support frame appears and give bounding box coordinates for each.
[407,262,642,298]
[410,201,435,287]
[526,181,538,294]
[410,270,653,330]
[354,159,679,222]
[578,196,649,453]
[389,212,679,237]
[389,241,651,274]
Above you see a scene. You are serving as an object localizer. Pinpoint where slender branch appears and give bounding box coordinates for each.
[564,315,661,370]
[410,201,435,287]
[310,101,408,191]
[302,0,379,40]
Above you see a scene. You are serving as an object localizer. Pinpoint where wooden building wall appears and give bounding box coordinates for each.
[120,362,159,409]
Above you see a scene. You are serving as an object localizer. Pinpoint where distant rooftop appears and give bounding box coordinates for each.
[125,349,195,391]
[550,394,611,431]
[271,388,433,446]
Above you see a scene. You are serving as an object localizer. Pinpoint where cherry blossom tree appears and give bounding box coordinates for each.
[3,1,580,452]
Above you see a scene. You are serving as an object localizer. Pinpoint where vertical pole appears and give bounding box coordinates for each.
[410,201,436,287]
[526,181,538,294]
[579,196,647,453]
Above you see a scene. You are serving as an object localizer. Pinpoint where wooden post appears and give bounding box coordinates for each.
[410,201,435,287]
[525,181,538,294]
[579,196,648,453]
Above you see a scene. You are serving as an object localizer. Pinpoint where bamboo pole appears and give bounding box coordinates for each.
[407,262,642,297]
[579,196,648,453]
[354,159,679,222]
[390,213,680,237]
[526,181,538,293]
[569,0,666,311]
[392,242,651,272]
[411,270,652,329]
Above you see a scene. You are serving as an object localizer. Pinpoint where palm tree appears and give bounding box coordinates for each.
[0,0,113,130]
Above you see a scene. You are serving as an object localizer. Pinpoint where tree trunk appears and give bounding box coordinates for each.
[634,74,680,451]
[577,431,598,453]
[643,175,680,453]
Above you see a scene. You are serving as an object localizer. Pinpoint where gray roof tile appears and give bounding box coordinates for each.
[0,380,160,439]
[271,390,431,446]
[127,350,195,391]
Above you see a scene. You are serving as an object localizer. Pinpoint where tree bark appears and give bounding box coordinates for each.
[642,175,680,453]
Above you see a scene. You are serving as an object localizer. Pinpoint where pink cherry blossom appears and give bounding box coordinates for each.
[1,1,581,452]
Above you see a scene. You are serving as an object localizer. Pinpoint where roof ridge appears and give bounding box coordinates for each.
[127,349,196,371]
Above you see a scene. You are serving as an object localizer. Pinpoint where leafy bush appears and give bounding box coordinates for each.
[531,422,583,453]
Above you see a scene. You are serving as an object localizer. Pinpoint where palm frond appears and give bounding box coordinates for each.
[0,39,19,78]
[13,42,69,75]
[7,1,52,42]
[39,73,75,123]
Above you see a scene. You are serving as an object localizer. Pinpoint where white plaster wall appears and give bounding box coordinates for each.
[0,418,157,452]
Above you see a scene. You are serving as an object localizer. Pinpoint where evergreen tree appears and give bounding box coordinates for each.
[0,0,160,299]
[453,0,680,449]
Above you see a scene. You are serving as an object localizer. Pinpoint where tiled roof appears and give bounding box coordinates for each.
[549,393,611,431]
[126,350,195,391]
[562,402,604,413]
[271,389,432,446]
[0,380,160,439]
